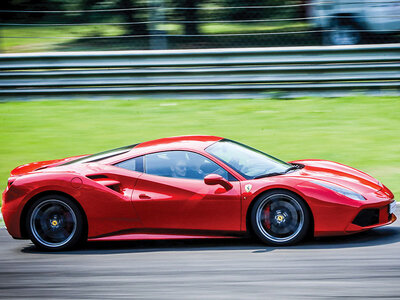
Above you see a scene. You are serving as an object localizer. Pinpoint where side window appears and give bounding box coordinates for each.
[144,151,236,181]
[114,156,143,172]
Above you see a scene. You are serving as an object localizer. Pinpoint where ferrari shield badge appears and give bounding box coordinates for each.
[245,184,252,193]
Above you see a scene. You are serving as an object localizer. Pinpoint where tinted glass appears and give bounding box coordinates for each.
[144,151,234,181]
[114,156,143,172]
[206,140,290,179]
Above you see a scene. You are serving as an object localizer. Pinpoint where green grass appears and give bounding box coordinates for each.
[1,96,400,202]
[159,22,309,35]
[200,22,309,34]
[1,25,125,53]
[2,22,400,52]
[1,22,312,53]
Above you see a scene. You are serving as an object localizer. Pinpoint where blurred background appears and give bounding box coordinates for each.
[1,0,400,52]
[0,1,399,197]
[0,2,400,297]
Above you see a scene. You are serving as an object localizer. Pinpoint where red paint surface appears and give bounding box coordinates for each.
[89,233,238,242]
[2,135,396,242]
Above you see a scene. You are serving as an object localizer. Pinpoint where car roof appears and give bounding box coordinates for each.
[132,135,223,153]
[80,135,224,166]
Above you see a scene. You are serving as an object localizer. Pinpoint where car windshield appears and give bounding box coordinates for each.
[61,144,137,165]
[206,140,291,179]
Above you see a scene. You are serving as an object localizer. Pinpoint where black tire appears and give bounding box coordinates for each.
[250,190,310,246]
[324,18,361,45]
[26,194,85,251]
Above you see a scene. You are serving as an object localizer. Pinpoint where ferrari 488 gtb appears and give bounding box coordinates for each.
[2,136,396,250]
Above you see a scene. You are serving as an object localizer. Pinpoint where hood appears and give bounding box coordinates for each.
[290,159,383,194]
[10,155,88,176]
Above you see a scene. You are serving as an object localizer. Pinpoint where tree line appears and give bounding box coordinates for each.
[1,0,303,36]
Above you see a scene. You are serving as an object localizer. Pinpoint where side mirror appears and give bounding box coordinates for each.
[204,174,233,191]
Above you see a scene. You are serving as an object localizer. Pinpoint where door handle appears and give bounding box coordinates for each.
[139,193,151,199]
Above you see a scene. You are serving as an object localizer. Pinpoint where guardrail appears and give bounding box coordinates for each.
[0,44,399,97]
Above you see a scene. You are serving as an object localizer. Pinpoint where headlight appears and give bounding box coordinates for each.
[311,180,365,201]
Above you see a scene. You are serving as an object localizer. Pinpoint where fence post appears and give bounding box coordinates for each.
[148,0,168,50]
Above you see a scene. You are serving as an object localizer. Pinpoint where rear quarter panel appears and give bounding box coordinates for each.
[2,171,141,238]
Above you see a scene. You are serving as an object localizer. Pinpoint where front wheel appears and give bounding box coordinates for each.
[250,190,310,246]
[26,195,85,251]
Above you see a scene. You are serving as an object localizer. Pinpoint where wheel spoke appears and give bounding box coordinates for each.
[255,193,305,244]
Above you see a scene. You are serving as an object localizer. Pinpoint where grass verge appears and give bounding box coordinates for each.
[1,22,315,52]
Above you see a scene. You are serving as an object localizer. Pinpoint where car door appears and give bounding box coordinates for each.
[131,150,241,233]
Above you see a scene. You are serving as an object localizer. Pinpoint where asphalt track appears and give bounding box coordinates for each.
[1,211,400,299]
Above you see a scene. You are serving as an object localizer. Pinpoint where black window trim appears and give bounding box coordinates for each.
[145,150,239,181]
[112,149,240,181]
[61,143,139,166]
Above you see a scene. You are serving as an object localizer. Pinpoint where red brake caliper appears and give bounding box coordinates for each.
[263,205,271,230]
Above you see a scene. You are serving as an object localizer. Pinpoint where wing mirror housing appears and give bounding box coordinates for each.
[204,174,233,191]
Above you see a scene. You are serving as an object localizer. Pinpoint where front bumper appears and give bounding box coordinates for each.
[345,201,397,234]
[296,180,397,237]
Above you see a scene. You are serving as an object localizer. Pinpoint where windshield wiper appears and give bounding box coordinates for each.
[285,164,303,173]
[254,172,285,179]
[254,164,304,179]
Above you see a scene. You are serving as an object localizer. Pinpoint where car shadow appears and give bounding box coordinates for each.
[21,225,400,255]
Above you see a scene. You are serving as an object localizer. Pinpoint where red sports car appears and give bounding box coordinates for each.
[2,135,396,250]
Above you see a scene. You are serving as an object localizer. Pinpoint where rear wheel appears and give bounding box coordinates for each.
[250,190,310,246]
[26,195,85,251]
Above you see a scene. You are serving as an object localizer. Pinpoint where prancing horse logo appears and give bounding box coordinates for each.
[245,184,252,193]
